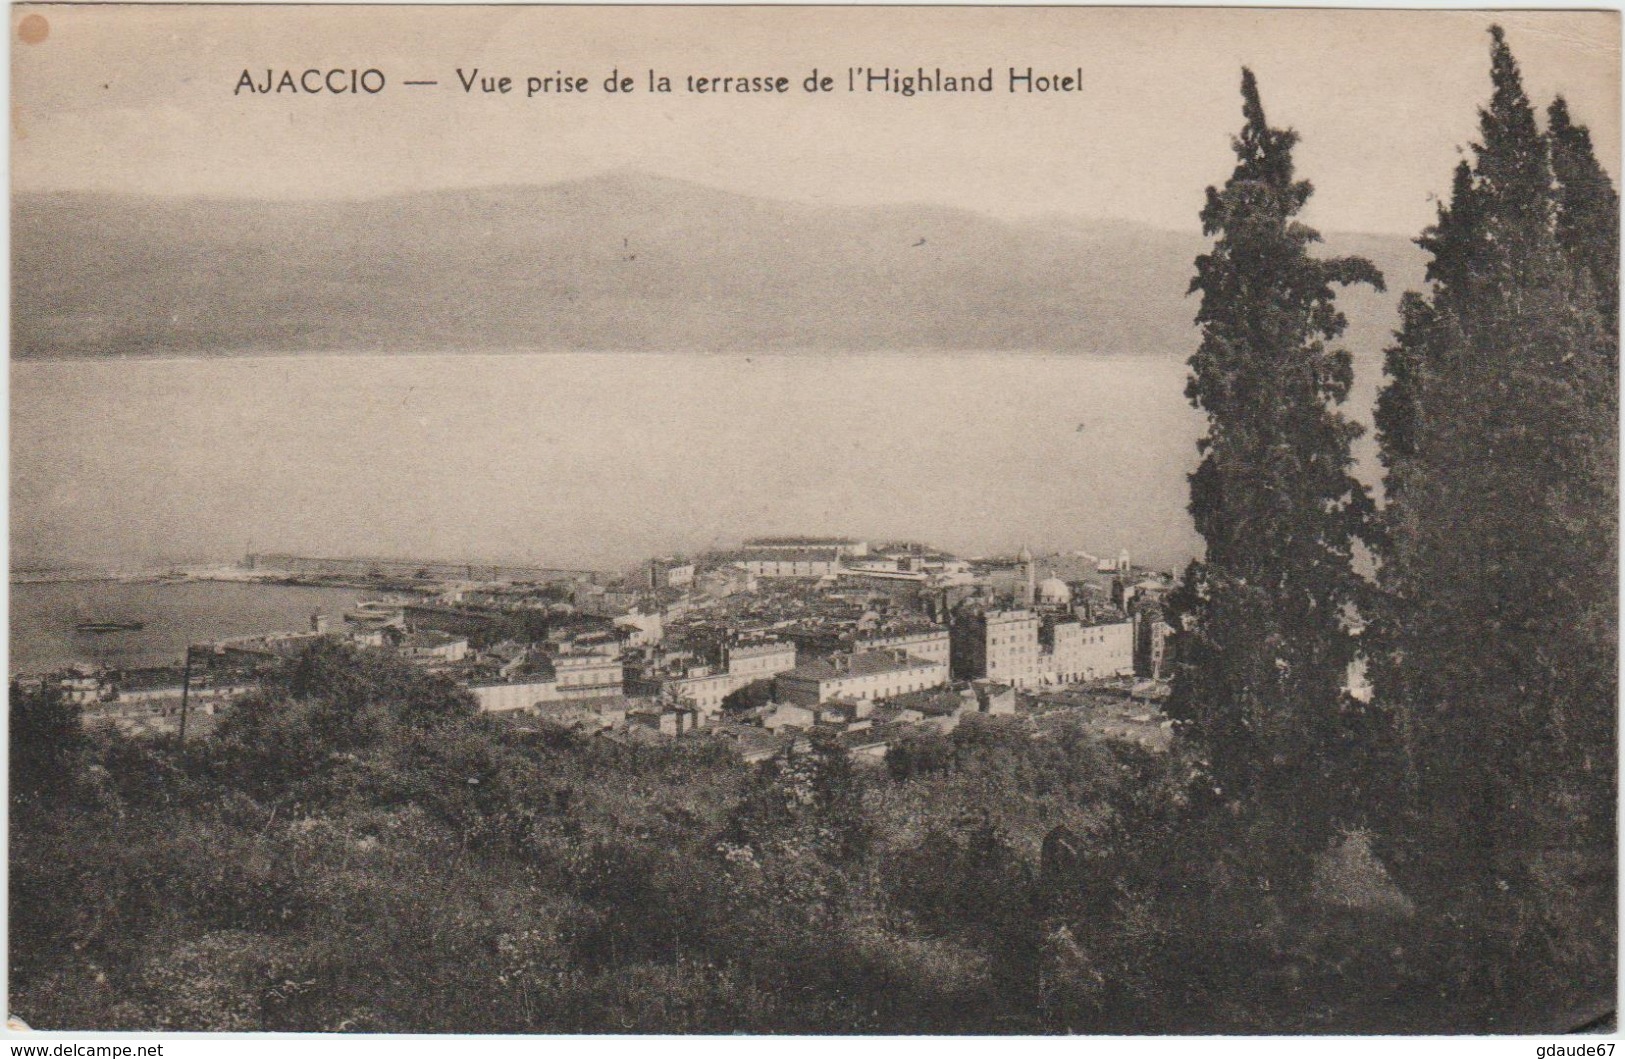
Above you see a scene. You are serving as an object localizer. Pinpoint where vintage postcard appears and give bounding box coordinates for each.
[8,3,1619,1039]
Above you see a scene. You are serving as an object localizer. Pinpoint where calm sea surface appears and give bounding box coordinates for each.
[10,351,1225,570]
[10,580,366,675]
[12,349,1387,673]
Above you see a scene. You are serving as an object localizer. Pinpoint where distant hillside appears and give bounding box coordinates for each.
[11,172,1424,358]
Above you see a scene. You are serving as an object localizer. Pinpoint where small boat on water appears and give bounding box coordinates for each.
[75,619,145,634]
[345,597,404,623]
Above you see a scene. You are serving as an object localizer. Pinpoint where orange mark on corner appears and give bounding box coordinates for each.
[18,13,48,44]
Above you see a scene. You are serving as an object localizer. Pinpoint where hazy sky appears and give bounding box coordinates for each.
[11,6,1620,235]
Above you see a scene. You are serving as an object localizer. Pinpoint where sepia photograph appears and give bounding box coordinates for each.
[7,3,1620,1038]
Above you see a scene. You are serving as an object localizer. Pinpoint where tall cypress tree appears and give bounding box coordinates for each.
[1544,92,1619,758]
[1548,94,1621,422]
[1167,69,1383,866]
[1372,26,1615,1022]
[1548,95,1619,337]
[1373,162,1482,503]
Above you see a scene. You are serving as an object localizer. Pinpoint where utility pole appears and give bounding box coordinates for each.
[177,645,195,744]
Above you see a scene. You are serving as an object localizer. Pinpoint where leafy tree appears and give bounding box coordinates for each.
[724,730,870,863]
[1167,67,1384,867]
[272,639,477,732]
[1371,25,1616,1025]
[10,680,83,816]
[884,726,954,781]
[209,640,477,798]
[890,820,1032,939]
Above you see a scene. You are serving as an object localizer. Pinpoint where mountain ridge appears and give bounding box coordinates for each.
[12,171,1425,359]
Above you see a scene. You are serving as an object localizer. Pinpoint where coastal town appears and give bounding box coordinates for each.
[22,537,1183,762]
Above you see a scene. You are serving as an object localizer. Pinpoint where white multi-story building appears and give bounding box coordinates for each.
[741,537,868,558]
[951,608,1042,688]
[551,654,625,700]
[724,640,799,681]
[397,630,470,664]
[1039,618,1135,683]
[648,557,696,590]
[736,548,843,579]
[775,649,948,707]
[856,625,951,666]
[468,676,559,714]
[624,640,798,721]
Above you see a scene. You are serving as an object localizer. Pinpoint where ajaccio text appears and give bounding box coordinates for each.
[236,69,386,95]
